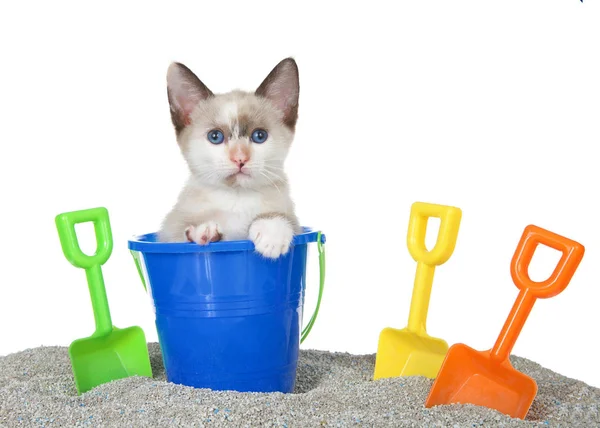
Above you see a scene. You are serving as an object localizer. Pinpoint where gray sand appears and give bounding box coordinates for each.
[1,343,598,427]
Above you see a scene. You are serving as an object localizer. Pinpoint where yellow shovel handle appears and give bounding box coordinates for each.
[406,202,462,334]
[407,202,462,266]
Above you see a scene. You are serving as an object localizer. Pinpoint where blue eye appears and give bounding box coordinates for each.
[207,129,225,144]
[251,129,268,144]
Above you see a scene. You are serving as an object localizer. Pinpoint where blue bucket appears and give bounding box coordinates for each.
[127,227,325,393]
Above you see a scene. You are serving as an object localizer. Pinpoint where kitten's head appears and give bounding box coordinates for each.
[166,58,299,189]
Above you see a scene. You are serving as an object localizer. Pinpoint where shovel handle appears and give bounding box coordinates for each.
[406,202,462,334]
[407,202,462,266]
[55,207,114,336]
[510,225,585,298]
[491,225,584,362]
[55,207,113,269]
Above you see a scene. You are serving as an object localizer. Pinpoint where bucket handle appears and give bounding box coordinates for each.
[130,250,147,292]
[129,232,326,343]
[301,231,326,343]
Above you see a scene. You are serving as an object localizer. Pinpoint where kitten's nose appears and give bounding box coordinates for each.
[231,154,250,169]
[230,144,250,169]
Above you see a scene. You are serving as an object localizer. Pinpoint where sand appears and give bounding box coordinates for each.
[0,343,598,427]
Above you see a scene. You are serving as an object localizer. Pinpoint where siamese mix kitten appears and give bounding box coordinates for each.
[158,58,302,259]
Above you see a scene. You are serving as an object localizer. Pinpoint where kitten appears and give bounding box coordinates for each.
[158,58,302,259]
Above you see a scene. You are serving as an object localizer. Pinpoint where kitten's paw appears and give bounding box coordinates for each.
[249,217,294,259]
[185,222,222,245]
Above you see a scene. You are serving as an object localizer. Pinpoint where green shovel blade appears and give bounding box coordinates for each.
[55,207,152,394]
[69,326,152,394]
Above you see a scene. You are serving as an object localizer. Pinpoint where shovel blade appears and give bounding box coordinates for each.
[425,343,537,419]
[69,326,152,394]
[374,328,448,380]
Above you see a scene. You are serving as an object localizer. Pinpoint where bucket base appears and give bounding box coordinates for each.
[156,310,302,394]
[166,364,297,393]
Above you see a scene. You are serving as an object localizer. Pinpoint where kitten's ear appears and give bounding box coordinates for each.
[255,58,299,130]
[167,62,213,132]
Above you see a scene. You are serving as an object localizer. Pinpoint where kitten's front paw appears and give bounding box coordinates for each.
[249,217,294,259]
[185,222,222,245]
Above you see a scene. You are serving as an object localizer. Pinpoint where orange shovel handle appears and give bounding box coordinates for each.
[491,225,585,362]
[510,225,585,298]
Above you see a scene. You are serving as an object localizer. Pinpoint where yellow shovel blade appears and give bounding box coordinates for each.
[374,327,448,379]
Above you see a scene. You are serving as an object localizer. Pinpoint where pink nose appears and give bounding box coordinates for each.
[232,155,249,169]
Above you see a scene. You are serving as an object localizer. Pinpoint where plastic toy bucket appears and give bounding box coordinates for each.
[127,227,325,393]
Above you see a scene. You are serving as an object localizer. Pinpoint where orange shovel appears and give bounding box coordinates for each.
[425,224,585,419]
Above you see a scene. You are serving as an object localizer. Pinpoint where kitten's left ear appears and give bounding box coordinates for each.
[255,57,299,130]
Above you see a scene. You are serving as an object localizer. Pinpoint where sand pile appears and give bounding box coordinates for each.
[1,343,598,427]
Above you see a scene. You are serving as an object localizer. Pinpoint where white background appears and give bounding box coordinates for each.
[1,0,599,388]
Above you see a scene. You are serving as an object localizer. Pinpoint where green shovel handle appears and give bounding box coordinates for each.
[301,231,326,344]
[55,207,113,268]
[55,207,114,336]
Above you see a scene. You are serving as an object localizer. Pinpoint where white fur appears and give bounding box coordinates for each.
[249,217,294,259]
[160,177,297,244]
[221,102,238,133]
[160,59,301,259]
[185,221,221,245]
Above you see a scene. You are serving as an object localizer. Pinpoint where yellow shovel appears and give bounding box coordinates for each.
[373,202,462,380]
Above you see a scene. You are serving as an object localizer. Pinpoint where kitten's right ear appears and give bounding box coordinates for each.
[167,62,213,132]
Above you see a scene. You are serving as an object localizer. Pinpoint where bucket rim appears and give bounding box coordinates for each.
[128,226,324,254]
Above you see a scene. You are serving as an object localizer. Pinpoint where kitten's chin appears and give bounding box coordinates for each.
[233,171,251,181]
[218,171,254,189]
[189,169,254,189]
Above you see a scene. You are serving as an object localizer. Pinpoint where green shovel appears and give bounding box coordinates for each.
[55,207,152,394]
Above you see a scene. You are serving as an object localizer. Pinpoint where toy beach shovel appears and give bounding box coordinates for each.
[374,202,462,380]
[425,225,585,419]
[55,207,152,394]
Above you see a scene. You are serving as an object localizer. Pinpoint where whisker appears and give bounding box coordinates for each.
[252,166,286,183]
[260,171,281,193]
[262,169,287,184]
[262,165,285,171]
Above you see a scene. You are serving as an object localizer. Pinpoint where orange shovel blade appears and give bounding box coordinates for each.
[425,343,537,419]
